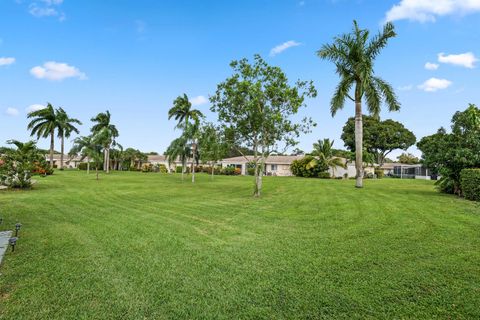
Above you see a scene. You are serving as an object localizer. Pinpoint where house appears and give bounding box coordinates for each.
[220,155,375,178]
[380,163,432,180]
[44,154,83,169]
[146,155,196,172]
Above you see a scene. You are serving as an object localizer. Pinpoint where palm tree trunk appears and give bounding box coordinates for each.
[60,133,65,170]
[191,142,196,183]
[49,129,55,169]
[355,99,364,188]
[87,156,90,174]
[211,162,214,180]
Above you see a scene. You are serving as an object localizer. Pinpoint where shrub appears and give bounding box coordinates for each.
[158,164,168,173]
[460,169,480,201]
[78,162,101,171]
[221,167,240,175]
[175,166,183,173]
[318,172,331,179]
[374,169,384,179]
[141,163,152,172]
[247,167,255,176]
[290,156,329,178]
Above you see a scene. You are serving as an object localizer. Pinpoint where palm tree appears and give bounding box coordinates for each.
[56,107,82,170]
[69,135,103,178]
[165,136,190,180]
[90,110,119,173]
[167,94,204,182]
[308,139,346,177]
[317,20,400,188]
[27,103,58,168]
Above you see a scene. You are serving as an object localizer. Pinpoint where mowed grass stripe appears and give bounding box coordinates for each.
[0,171,479,319]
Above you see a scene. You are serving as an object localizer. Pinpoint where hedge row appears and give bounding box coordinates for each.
[460,168,480,201]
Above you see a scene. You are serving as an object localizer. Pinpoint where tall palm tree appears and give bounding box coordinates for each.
[167,94,204,182]
[308,139,346,176]
[56,107,82,170]
[27,103,58,168]
[90,110,119,173]
[317,21,400,188]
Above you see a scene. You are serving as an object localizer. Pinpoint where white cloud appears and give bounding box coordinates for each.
[26,104,46,113]
[385,0,480,22]
[424,62,439,70]
[398,84,413,91]
[190,95,208,106]
[438,52,478,68]
[418,77,452,92]
[270,40,302,57]
[30,61,87,81]
[0,57,15,66]
[28,0,65,20]
[5,107,19,116]
[29,5,57,17]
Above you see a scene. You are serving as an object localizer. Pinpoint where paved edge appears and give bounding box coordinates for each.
[0,230,13,266]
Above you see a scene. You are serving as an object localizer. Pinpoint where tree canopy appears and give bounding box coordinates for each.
[417,104,480,195]
[210,54,317,196]
[341,116,415,165]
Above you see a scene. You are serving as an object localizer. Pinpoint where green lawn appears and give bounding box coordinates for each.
[0,171,479,319]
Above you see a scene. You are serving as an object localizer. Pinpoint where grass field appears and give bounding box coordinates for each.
[0,171,479,319]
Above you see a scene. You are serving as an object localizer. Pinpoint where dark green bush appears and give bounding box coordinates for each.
[374,169,384,179]
[460,169,480,201]
[247,167,255,176]
[318,172,331,179]
[78,162,102,170]
[290,156,329,178]
[175,166,183,173]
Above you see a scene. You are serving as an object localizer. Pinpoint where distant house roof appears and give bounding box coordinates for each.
[147,155,167,162]
[45,154,83,162]
[221,155,304,165]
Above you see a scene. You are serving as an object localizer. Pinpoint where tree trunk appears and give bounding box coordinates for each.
[211,162,214,180]
[355,100,364,188]
[60,133,65,170]
[96,167,99,180]
[191,141,196,183]
[87,156,90,174]
[49,129,55,169]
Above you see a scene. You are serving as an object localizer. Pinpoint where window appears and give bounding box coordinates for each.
[271,164,277,171]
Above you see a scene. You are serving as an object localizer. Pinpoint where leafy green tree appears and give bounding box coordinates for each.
[90,110,119,173]
[341,116,416,166]
[308,139,346,176]
[418,104,480,195]
[27,103,58,168]
[56,107,82,170]
[199,123,228,179]
[167,94,204,183]
[318,20,400,188]
[210,54,317,197]
[397,152,419,164]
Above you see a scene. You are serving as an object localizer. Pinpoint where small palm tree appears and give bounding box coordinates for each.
[165,135,191,181]
[308,139,346,176]
[56,107,82,170]
[90,110,119,173]
[27,103,58,168]
[167,94,204,182]
[69,135,103,178]
[317,20,400,188]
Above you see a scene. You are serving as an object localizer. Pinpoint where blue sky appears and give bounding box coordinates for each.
[1,0,479,158]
